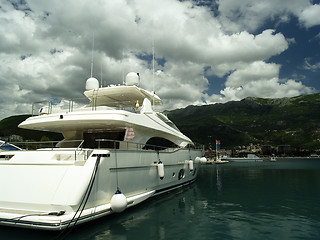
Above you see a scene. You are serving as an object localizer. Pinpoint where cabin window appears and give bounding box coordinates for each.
[144,137,178,150]
[0,155,14,160]
[83,131,125,149]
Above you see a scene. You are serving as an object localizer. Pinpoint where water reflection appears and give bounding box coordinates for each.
[216,166,222,191]
[1,159,320,239]
[65,186,201,240]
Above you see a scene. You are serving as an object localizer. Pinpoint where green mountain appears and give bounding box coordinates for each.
[167,93,320,150]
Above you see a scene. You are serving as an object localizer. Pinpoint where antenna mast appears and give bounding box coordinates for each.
[90,33,95,78]
[122,49,125,84]
[152,43,155,105]
[100,62,103,88]
[152,34,155,106]
[151,0,155,107]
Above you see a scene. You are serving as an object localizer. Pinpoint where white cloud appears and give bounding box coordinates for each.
[152,63,207,109]
[215,60,316,102]
[209,30,288,77]
[219,78,315,102]
[216,0,320,32]
[0,0,317,120]
[299,4,320,28]
[225,61,280,88]
[303,58,320,72]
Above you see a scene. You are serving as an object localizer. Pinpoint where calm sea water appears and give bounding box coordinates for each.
[1,158,320,240]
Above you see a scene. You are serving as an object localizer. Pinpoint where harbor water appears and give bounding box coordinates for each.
[1,158,320,239]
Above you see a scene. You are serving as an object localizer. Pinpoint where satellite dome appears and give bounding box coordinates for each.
[125,72,139,86]
[86,77,99,90]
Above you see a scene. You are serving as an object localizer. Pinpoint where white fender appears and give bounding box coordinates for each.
[110,190,127,213]
[200,157,207,163]
[189,160,194,171]
[157,161,164,179]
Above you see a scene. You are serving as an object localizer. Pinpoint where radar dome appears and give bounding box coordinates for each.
[125,72,139,86]
[86,77,99,90]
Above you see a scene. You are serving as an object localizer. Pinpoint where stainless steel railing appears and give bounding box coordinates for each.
[31,97,142,116]
[5,138,202,152]
[1,139,203,162]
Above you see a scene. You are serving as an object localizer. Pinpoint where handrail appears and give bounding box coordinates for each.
[95,138,177,152]
[2,139,203,163]
[2,140,87,161]
[8,140,84,151]
[5,139,202,153]
[95,138,203,152]
[30,96,141,116]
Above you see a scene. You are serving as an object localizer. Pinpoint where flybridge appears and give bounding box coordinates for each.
[33,72,162,115]
[84,85,162,108]
[84,72,162,108]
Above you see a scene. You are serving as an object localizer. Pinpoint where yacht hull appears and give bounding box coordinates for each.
[0,148,201,230]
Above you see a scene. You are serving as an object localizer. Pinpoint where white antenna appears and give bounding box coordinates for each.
[122,49,125,84]
[90,33,95,78]
[152,38,155,90]
[151,6,156,107]
[152,34,155,106]
[100,61,103,88]
[151,0,156,107]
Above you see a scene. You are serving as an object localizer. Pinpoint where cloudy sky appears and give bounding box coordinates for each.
[1,0,320,120]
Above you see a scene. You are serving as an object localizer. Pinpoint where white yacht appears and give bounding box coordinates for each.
[270,154,277,162]
[225,154,263,162]
[0,72,203,230]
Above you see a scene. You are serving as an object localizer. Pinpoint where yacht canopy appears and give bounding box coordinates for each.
[84,85,162,107]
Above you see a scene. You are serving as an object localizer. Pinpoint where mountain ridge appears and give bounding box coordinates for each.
[167,93,320,150]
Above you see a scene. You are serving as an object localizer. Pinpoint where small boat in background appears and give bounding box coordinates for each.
[225,154,263,162]
[270,154,277,162]
[214,155,229,164]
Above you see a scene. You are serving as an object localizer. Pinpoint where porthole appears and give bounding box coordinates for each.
[172,172,176,177]
[178,169,185,180]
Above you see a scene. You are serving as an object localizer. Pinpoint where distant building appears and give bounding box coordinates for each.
[278,145,291,155]
[262,145,272,155]
[0,135,23,142]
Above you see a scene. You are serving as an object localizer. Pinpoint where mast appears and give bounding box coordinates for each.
[90,33,94,78]
[152,35,155,107]
[100,62,103,88]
